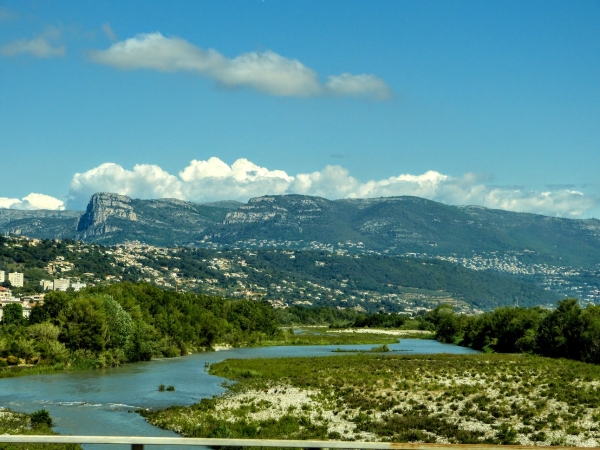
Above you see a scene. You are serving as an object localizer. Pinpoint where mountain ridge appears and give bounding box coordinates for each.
[0,192,599,269]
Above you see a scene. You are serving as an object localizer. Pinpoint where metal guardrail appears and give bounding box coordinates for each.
[0,436,586,450]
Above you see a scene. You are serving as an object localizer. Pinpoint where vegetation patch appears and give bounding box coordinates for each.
[0,407,79,450]
[143,353,600,446]
[264,327,401,346]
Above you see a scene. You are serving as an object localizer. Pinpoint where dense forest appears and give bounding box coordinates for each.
[0,283,280,369]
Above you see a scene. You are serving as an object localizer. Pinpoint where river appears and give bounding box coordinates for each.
[0,340,477,449]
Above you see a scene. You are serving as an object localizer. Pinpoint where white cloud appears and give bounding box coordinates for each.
[68,162,182,207]
[0,193,65,210]
[0,26,65,58]
[88,32,391,99]
[0,197,21,209]
[101,23,117,41]
[65,158,600,218]
[326,73,392,100]
[179,157,294,202]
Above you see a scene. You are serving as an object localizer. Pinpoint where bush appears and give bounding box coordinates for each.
[30,408,53,427]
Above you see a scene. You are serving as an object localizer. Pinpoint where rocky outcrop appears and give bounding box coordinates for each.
[76,193,137,232]
[0,209,82,239]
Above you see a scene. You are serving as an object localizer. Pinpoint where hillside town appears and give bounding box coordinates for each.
[2,234,598,319]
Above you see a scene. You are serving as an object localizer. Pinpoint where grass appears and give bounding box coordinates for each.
[142,353,600,446]
[259,327,421,346]
[0,407,80,450]
[0,363,67,379]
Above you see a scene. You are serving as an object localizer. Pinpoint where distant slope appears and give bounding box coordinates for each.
[212,195,600,268]
[0,235,558,312]
[2,192,599,271]
[0,209,81,239]
[240,250,560,310]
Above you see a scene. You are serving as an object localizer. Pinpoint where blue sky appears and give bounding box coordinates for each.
[1,0,599,218]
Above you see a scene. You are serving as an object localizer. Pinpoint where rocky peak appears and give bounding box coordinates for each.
[76,193,137,232]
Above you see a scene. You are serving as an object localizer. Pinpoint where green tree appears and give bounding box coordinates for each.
[59,296,107,352]
[43,291,70,320]
[435,308,463,344]
[578,304,600,364]
[2,303,24,326]
[536,298,582,359]
[29,304,49,324]
[102,295,133,349]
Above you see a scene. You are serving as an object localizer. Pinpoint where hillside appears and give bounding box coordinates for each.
[0,236,560,313]
[1,192,599,304]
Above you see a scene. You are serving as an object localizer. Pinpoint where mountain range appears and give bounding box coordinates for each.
[1,192,599,270]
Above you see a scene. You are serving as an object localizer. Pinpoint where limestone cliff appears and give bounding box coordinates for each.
[76,193,137,233]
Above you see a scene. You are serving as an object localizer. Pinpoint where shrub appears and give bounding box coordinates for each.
[30,409,53,427]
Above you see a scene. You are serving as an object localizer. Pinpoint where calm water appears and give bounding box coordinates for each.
[0,340,477,449]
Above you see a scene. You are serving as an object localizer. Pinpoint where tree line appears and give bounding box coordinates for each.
[0,282,280,369]
[427,299,600,364]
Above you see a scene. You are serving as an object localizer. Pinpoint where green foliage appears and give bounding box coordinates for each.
[430,299,600,367]
[0,405,80,450]
[28,322,61,342]
[0,282,284,374]
[30,409,52,427]
[59,296,107,352]
[101,295,133,349]
[29,305,49,324]
[43,291,70,321]
[2,303,24,326]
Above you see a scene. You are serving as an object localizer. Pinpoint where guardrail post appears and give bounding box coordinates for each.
[132,444,143,450]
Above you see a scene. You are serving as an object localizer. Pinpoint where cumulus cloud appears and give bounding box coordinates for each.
[0,26,65,58]
[65,158,600,218]
[0,193,65,210]
[69,162,182,207]
[88,32,391,99]
[0,197,21,209]
[179,157,293,201]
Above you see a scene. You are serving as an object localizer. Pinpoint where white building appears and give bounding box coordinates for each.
[0,286,12,299]
[71,281,87,292]
[8,272,24,288]
[53,279,70,291]
[0,270,4,283]
[39,280,53,291]
[0,299,31,320]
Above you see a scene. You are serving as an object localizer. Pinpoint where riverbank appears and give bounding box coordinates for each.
[260,327,430,346]
[0,328,429,379]
[143,353,600,446]
[0,407,80,450]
